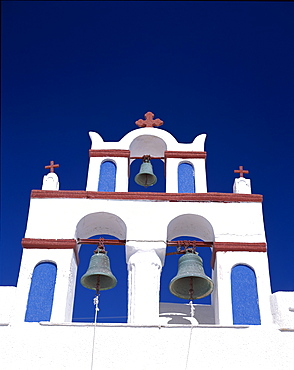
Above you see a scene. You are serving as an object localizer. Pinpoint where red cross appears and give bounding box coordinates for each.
[234,165,249,177]
[135,112,164,127]
[44,160,59,173]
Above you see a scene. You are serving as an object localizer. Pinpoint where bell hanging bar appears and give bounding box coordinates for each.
[77,238,126,246]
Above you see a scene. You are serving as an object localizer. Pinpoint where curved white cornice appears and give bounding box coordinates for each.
[89,128,207,152]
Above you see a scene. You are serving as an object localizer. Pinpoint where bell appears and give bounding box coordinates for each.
[135,156,157,187]
[169,252,214,300]
[80,251,117,292]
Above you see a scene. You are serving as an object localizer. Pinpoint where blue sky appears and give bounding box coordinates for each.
[1,1,294,322]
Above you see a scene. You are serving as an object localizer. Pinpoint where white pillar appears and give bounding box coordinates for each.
[127,247,163,324]
[233,177,251,194]
[192,158,207,193]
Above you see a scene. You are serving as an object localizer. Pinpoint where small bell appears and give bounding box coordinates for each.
[169,252,214,300]
[80,250,117,292]
[134,155,157,187]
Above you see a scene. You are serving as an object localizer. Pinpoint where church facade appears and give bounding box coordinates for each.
[0,113,293,369]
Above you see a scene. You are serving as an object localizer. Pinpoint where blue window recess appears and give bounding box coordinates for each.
[178,163,195,193]
[231,265,261,325]
[98,161,116,192]
[25,262,57,322]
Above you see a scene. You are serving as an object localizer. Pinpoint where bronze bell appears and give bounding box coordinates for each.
[169,252,214,300]
[80,251,117,292]
[134,155,157,187]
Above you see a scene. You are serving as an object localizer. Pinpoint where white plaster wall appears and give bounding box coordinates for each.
[24,198,266,244]
[42,172,59,190]
[86,157,129,192]
[165,158,181,193]
[89,128,206,152]
[12,249,77,323]
[233,177,252,194]
[0,323,293,370]
[270,291,294,329]
[0,286,16,323]
[165,158,207,193]
[213,251,273,326]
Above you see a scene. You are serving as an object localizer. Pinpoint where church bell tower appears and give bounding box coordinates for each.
[13,112,275,326]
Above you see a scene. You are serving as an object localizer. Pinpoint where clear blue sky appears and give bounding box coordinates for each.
[1,1,294,322]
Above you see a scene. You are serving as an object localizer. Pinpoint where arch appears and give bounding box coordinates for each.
[129,134,167,158]
[25,262,57,322]
[128,135,167,192]
[167,214,215,242]
[129,158,165,192]
[74,213,127,323]
[75,212,127,241]
[231,264,261,325]
[178,162,195,193]
[73,234,128,323]
[161,235,213,307]
[98,160,116,192]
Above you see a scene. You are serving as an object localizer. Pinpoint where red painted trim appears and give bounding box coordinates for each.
[89,149,130,158]
[31,190,263,203]
[22,238,79,265]
[165,151,207,159]
[211,242,267,268]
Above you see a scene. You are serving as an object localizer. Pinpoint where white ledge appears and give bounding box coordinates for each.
[38,322,250,329]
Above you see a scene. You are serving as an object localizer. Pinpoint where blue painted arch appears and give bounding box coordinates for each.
[98,160,116,192]
[25,261,57,322]
[231,264,261,325]
[178,162,195,193]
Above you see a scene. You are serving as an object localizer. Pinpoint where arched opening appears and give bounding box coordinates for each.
[25,262,57,322]
[72,235,127,323]
[128,134,167,192]
[231,264,261,325]
[98,160,116,192]
[73,212,127,323]
[129,158,165,192]
[160,214,215,324]
[178,162,195,193]
[160,236,213,306]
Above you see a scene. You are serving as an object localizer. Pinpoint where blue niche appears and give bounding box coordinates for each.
[25,262,57,322]
[231,264,261,325]
[178,163,195,193]
[98,161,116,192]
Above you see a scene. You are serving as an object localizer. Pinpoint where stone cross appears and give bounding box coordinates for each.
[234,165,249,177]
[45,160,59,173]
[135,112,164,127]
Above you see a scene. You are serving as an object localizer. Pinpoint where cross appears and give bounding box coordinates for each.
[135,112,164,127]
[44,160,59,173]
[234,165,249,177]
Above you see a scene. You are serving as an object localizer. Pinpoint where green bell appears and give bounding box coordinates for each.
[80,251,117,292]
[169,252,214,300]
[134,156,157,187]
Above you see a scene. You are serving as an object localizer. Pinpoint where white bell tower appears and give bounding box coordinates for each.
[12,111,274,327]
[1,111,294,370]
